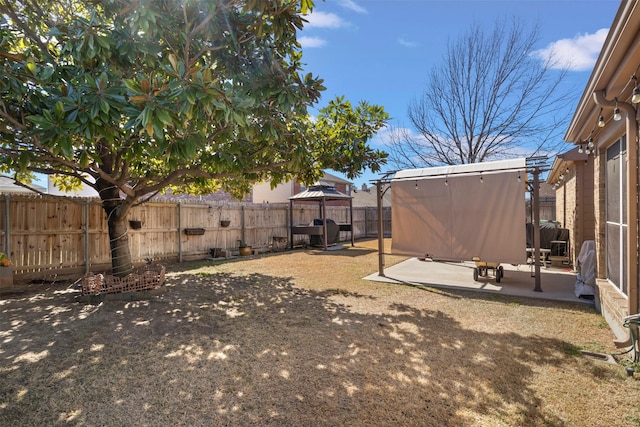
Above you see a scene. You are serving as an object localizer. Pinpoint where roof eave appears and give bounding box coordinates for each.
[565,1,640,144]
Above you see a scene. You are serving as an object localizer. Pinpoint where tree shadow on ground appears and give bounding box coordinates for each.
[165,246,379,274]
[303,246,377,257]
[0,270,625,426]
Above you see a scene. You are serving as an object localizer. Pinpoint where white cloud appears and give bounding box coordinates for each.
[532,28,608,71]
[339,0,367,14]
[371,124,425,148]
[303,11,347,29]
[398,37,417,48]
[299,36,327,48]
[369,124,393,147]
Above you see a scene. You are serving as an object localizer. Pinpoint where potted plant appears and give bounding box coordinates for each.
[0,252,9,267]
[0,252,13,290]
[238,240,252,256]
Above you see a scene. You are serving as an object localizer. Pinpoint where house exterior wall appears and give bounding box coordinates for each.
[555,180,566,225]
[255,176,352,207]
[555,171,577,262]
[562,1,640,343]
[554,148,627,339]
[324,182,350,207]
[252,181,294,204]
[558,158,596,266]
[565,168,577,262]
[48,178,99,197]
[593,134,630,340]
[553,156,596,266]
[252,172,351,206]
[577,157,596,256]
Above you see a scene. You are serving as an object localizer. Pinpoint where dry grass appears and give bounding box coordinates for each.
[1,238,639,426]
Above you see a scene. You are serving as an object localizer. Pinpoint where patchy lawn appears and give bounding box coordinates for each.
[1,239,639,426]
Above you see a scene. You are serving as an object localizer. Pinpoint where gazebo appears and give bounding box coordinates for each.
[289,182,354,250]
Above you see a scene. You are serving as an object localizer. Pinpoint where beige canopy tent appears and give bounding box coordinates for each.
[391,158,528,266]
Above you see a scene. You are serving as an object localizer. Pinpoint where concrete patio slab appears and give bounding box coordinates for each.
[364,257,594,305]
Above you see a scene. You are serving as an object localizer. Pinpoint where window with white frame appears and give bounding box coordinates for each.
[605,136,627,295]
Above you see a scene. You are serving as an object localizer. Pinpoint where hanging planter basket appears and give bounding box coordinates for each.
[220,220,231,228]
[129,220,142,229]
[184,228,205,235]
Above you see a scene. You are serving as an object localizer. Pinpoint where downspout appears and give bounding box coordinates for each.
[594,90,639,317]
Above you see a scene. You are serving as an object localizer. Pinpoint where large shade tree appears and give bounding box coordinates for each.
[0,0,388,275]
[385,18,571,168]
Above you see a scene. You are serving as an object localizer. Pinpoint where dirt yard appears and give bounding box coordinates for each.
[1,239,639,426]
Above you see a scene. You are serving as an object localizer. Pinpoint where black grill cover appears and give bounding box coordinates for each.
[310,219,340,246]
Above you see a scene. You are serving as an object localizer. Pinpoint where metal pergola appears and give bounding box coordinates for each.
[374,156,551,292]
[289,183,354,251]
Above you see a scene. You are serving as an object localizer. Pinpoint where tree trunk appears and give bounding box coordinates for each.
[99,181,134,277]
[107,214,134,277]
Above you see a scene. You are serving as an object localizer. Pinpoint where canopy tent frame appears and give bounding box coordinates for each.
[376,157,549,292]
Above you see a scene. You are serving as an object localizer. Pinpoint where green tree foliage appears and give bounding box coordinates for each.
[0,0,388,275]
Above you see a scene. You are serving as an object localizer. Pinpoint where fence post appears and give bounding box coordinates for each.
[364,207,368,237]
[241,204,246,244]
[84,198,90,274]
[286,203,291,247]
[178,202,182,263]
[3,194,10,257]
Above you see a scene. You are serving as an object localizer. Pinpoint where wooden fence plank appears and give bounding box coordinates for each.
[2,195,391,280]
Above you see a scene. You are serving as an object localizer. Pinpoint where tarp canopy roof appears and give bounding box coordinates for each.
[289,183,352,201]
[393,158,526,181]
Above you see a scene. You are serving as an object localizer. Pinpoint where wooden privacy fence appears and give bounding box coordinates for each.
[0,194,391,281]
[526,197,556,223]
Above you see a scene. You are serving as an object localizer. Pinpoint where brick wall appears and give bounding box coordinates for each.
[596,279,630,340]
[554,166,577,263]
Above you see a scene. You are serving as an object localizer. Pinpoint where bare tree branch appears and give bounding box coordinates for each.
[386,17,572,168]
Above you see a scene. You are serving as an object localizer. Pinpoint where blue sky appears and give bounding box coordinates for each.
[302,0,620,187]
